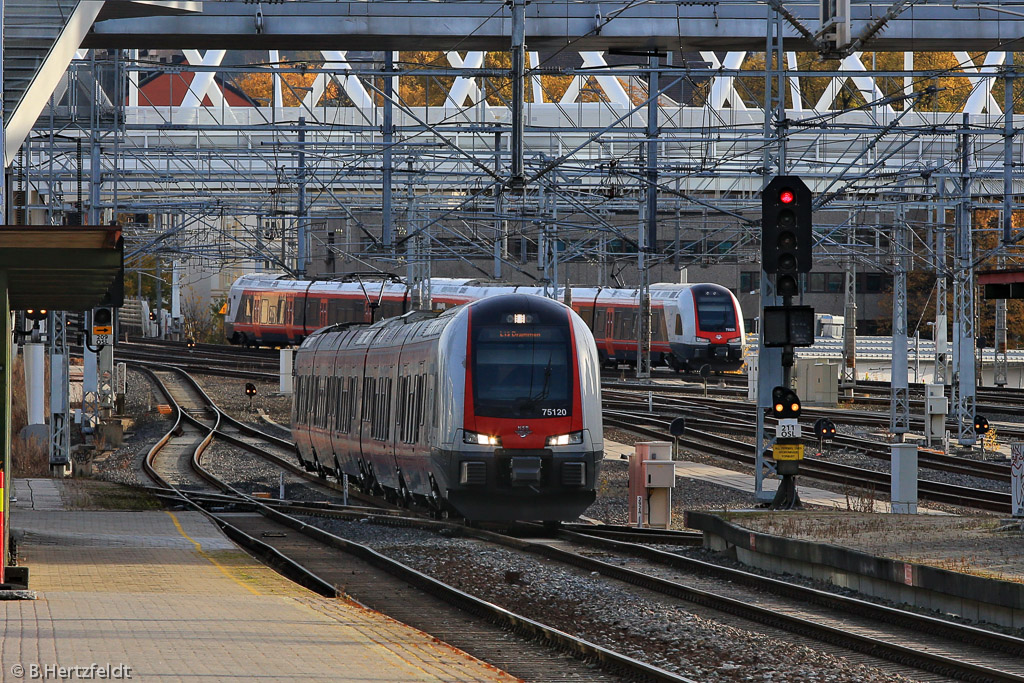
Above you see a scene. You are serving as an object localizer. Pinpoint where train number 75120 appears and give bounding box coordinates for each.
[541,408,568,416]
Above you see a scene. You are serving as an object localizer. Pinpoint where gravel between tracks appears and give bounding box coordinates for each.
[95,367,1023,648]
[302,518,916,683]
[91,370,171,487]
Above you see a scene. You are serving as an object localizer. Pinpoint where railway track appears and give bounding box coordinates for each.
[130,361,1024,680]
[137,363,697,683]
[603,389,1014,477]
[603,409,1013,513]
[288,510,1024,682]
[604,389,1014,502]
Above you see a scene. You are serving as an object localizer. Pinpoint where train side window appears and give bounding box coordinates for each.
[576,305,594,329]
[300,376,307,422]
[313,375,322,428]
[322,376,329,428]
[350,376,358,430]
[372,377,392,441]
[396,375,407,442]
[339,376,348,430]
[325,376,335,427]
[241,294,253,321]
[614,308,632,338]
[301,375,308,424]
[265,296,275,324]
[675,314,683,336]
[413,374,425,443]
[593,308,606,334]
[362,377,375,425]
[652,309,667,342]
[380,376,387,440]
[431,376,440,428]
[268,296,279,325]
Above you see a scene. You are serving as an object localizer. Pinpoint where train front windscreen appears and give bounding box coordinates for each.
[693,286,738,333]
[472,322,573,419]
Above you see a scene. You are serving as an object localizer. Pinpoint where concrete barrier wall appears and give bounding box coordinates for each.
[684,511,1024,629]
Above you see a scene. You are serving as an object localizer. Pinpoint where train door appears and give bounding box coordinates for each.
[319,299,329,327]
[603,307,616,359]
[285,297,294,328]
[254,297,263,341]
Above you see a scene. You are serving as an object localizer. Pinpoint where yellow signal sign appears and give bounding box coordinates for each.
[93,326,113,335]
[773,443,804,461]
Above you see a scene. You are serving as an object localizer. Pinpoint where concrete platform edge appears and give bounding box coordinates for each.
[685,511,1024,629]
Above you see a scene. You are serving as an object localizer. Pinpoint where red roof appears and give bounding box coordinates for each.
[129,69,254,107]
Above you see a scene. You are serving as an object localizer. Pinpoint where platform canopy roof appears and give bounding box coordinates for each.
[0,227,123,311]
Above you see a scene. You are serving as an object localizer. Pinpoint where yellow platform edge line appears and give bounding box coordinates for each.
[165,510,261,596]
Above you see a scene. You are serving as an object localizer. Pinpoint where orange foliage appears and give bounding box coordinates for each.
[234,69,320,106]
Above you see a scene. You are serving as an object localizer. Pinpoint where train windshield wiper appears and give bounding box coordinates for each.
[515,355,552,413]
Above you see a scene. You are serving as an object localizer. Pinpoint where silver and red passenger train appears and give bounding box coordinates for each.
[291,293,603,521]
[227,274,745,372]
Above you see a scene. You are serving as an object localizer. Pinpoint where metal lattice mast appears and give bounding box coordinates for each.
[382,51,395,251]
[890,207,909,436]
[296,116,308,276]
[995,60,1013,387]
[509,0,526,191]
[754,5,786,502]
[995,263,1008,387]
[954,113,977,446]
[841,229,857,397]
[493,132,506,279]
[48,312,69,471]
[933,180,949,387]
[637,54,659,380]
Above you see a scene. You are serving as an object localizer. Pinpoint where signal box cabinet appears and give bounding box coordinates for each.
[644,460,676,487]
[796,360,838,407]
[628,442,675,529]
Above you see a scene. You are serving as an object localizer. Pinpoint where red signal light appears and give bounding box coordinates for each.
[779,189,795,204]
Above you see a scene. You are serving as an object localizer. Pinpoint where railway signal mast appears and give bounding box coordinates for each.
[761,176,815,509]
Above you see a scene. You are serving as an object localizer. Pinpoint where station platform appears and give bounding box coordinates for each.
[603,440,946,514]
[4,479,514,683]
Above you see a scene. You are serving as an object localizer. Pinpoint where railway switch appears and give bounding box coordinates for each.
[628,442,675,529]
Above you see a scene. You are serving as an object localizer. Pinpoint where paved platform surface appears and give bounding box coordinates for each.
[4,481,516,682]
[604,439,946,514]
[12,478,66,511]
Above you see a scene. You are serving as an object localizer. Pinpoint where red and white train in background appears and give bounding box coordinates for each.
[227,274,746,372]
[292,293,603,521]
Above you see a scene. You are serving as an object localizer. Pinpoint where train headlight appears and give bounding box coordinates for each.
[463,431,501,446]
[546,431,584,447]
